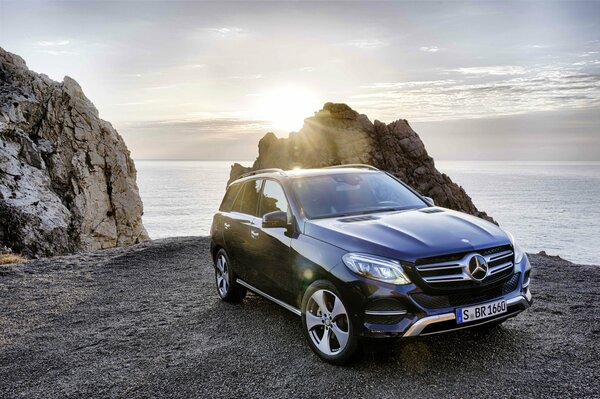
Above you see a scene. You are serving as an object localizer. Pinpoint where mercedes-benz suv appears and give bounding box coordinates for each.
[210,165,532,364]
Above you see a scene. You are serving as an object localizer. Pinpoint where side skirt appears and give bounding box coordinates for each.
[237,279,302,317]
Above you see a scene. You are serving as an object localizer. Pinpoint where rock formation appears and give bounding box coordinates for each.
[0,47,149,257]
[230,102,492,221]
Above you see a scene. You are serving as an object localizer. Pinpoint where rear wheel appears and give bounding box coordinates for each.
[301,281,359,365]
[214,249,246,302]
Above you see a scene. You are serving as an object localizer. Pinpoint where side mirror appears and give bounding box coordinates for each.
[262,210,288,228]
[423,196,435,206]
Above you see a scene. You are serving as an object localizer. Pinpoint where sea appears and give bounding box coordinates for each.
[135,161,600,265]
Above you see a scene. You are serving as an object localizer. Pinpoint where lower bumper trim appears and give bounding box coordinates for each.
[403,294,529,337]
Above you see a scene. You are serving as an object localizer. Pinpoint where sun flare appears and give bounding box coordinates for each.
[255,86,320,133]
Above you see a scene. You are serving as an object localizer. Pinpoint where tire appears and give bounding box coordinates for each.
[301,280,359,365]
[214,249,247,302]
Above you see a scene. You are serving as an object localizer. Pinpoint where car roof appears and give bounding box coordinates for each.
[229,166,381,186]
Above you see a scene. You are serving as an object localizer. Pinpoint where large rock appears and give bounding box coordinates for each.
[230,102,492,221]
[0,47,149,257]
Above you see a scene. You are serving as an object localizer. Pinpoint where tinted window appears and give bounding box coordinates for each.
[291,172,426,219]
[259,180,289,217]
[219,183,242,212]
[233,179,262,216]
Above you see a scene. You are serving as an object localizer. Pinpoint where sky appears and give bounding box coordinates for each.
[1,0,599,161]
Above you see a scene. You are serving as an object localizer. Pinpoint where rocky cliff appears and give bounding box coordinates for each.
[0,47,148,257]
[230,102,491,221]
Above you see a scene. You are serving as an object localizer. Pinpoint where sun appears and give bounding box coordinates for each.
[255,86,320,133]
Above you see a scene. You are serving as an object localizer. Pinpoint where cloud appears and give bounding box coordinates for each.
[204,27,247,37]
[124,71,164,78]
[36,40,70,46]
[351,69,600,122]
[448,66,527,76]
[227,74,263,80]
[524,44,550,49]
[38,50,76,56]
[360,80,457,89]
[127,118,268,138]
[420,46,441,53]
[345,39,388,49]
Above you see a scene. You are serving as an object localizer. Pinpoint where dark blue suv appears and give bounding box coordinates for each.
[210,165,532,364]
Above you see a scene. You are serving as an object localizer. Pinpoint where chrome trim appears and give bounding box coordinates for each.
[416,249,514,284]
[364,310,408,316]
[403,313,456,337]
[237,168,285,180]
[507,294,528,306]
[488,250,513,262]
[403,294,528,337]
[237,279,301,317]
[489,261,513,275]
[419,310,522,336]
[323,164,380,171]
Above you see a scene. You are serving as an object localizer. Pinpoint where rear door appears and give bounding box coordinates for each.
[224,179,263,284]
[251,179,294,304]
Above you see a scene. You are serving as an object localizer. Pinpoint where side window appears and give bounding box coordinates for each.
[259,180,289,217]
[219,183,242,212]
[234,179,262,216]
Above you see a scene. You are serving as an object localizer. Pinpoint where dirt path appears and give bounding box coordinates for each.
[0,237,598,398]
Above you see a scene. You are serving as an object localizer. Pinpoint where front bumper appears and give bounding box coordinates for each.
[403,290,532,337]
[351,256,533,338]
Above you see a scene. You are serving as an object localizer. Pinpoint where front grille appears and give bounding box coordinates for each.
[412,273,520,309]
[414,245,514,289]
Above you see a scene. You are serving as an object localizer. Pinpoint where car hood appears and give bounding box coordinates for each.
[303,207,510,263]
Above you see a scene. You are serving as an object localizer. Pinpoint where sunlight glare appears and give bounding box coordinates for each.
[255,86,320,133]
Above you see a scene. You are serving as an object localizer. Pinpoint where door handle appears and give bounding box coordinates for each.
[224,222,231,230]
[250,230,259,239]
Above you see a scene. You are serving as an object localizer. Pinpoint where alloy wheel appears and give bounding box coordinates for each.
[215,254,229,297]
[305,289,350,356]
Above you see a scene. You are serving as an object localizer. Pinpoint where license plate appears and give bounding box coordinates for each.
[456,299,507,324]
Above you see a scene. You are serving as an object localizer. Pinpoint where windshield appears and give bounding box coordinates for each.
[291,172,427,219]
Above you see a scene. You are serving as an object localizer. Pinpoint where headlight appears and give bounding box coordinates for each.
[342,253,411,285]
[507,232,525,264]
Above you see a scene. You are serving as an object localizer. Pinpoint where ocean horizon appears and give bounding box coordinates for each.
[135,160,600,265]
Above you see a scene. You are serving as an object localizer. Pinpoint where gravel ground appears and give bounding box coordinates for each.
[0,236,598,398]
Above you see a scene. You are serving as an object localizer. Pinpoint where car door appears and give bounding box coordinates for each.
[224,179,263,284]
[250,179,294,304]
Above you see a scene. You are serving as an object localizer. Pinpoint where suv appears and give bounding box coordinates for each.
[210,165,532,364]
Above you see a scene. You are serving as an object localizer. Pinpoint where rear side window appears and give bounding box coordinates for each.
[259,180,289,217]
[219,183,242,212]
[232,179,262,216]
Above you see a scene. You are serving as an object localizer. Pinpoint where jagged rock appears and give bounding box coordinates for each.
[230,102,492,221]
[0,47,149,257]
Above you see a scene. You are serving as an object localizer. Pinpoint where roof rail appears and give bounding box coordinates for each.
[323,164,380,171]
[237,168,285,180]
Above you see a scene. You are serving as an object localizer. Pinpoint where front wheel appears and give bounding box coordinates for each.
[301,281,359,365]
[214,249,246,302]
